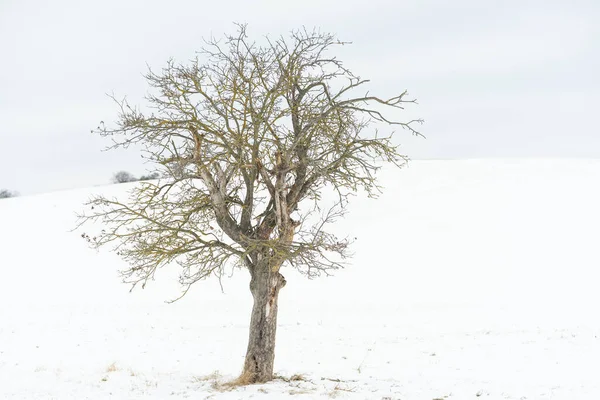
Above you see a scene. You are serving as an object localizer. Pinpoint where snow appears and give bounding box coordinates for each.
[1,159,600,399]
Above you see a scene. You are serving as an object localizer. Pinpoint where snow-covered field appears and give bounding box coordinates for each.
[1,159,600,399]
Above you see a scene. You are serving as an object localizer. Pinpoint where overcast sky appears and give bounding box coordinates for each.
[1,0,598,195]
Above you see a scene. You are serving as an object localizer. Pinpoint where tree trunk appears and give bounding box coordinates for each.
[241,264,286,383]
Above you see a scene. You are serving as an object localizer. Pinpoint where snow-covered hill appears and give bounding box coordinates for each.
[1,159,599,399]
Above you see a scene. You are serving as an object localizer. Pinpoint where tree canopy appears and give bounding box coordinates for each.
[78,25,421,382]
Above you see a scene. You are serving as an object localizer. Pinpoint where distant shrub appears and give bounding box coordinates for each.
[139,172,160,181]
[112,171,137,184]
[0,189,18,199]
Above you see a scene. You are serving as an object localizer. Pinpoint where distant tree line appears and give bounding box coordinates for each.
[0,189,18,199]
[1,170,162,198]
[1,171,161,199]
[112,171,160,184]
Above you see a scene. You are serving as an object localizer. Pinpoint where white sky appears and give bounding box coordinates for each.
[1,0,598,195]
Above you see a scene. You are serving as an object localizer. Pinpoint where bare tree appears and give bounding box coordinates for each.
[112,171,137,184]
[0,189,18,199]
[139,172,160,181]
[78,25,421,383]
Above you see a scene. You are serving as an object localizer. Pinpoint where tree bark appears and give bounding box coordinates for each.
[241,261,286,383]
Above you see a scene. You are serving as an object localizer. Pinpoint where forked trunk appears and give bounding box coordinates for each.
[241,264,286,383]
